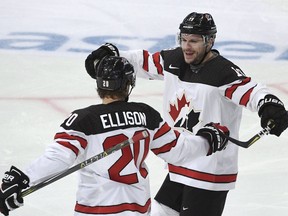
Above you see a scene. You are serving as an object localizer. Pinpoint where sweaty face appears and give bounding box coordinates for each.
[180,34,207,65]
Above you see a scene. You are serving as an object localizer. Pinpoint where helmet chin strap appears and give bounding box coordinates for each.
[125,86,134,102]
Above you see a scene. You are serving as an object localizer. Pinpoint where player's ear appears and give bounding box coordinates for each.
[205,36,214,52]
[207,37,213,48]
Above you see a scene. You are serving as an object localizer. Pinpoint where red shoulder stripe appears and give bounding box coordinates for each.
[56,141,79,156]
[153,122,171,140]
[152,139,177,155]
[225,77,251,99]
[54,132,87,149]
[152,52,163,75]
[239,85,257,106]
[143,50,149,72]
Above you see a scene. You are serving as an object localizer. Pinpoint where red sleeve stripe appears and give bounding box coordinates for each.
[225,77,251,99]
[54,132,88,149]
[152,52,163,75]
[239,85,257,106]
[153,122,171,140]
[56,141,79,156]
[75,199,151,214]
[142,50,149,72]
[168,164,237,183]
[152,139,177,155]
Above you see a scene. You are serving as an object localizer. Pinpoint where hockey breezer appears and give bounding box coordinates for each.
[21,130,149,197]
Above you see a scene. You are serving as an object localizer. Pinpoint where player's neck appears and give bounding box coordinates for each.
[102,97,123,104]
[203,51,217,63]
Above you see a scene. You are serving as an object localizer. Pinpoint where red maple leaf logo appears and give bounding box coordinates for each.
[169,94,190,121]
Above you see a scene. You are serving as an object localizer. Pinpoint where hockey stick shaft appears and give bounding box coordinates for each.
[21,130,149,197]
[224,124,272,148]
[226,111,288,148]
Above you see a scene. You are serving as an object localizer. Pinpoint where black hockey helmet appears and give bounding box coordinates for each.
[179,12,217,36]
[96,56,135,91]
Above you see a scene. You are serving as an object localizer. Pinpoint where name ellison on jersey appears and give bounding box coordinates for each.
[100,111,147,129]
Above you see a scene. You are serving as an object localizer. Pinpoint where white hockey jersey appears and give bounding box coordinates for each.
[24,100,209,215]
[121,48,271,191]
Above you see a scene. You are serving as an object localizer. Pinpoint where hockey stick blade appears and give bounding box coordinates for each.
[21,130,149,197]
[223,124,273,148]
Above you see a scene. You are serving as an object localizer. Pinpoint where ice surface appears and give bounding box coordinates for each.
[1,0,288,215]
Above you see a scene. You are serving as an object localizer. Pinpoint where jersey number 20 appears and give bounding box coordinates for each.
[103,130,149,184]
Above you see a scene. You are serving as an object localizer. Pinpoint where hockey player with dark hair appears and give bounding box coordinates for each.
[0,56,230,216]
[85,12,288,216]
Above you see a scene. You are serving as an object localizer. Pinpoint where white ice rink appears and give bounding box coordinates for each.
[1,0,288,215]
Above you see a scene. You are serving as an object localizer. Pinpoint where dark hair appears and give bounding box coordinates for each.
[97,87,129,100]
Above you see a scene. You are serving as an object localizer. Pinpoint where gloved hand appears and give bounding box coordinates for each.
[85,43,119,79]
[257,94,288,136]
[0,166,29,216]
[196,123,230,156]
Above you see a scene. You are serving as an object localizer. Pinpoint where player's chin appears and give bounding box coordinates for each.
[184,56,196,64]
[184,53,196,64]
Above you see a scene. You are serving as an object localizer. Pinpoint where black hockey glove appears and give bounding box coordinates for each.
[257,94,288,136]
[85,43,119,79]
[196,123,230,156]
[0,166,29,216]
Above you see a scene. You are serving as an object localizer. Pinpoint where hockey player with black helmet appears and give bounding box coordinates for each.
[0,56,230,216]
[178,12,217,66]
[85,12,288,216]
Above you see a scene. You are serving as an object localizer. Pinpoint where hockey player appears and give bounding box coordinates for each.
[0,56,230,216]
[84,12,288,216]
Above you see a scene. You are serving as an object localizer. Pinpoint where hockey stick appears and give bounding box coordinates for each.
[21,130,149,197]
[223,123,273,148]
[225,111,288,148]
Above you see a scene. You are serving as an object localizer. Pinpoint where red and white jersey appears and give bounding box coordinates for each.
[121,48,271,191]
[24,101,209,215]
